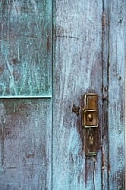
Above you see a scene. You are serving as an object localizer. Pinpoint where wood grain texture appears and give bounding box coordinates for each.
[108,0,126,189]
[102,1,109,189]
[0,0,52,96]
[0,99,52,190]
[125,67,126,190]
[53,1,103,189]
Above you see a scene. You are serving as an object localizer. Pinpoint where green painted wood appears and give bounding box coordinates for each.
[53,1,103,189]
[0,99,52,190]
[0,1,53,189]
[0,0,52,96]
[0,1,125,189]
[108,0,125,189]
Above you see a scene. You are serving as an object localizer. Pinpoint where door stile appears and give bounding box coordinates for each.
[108,0,125,189]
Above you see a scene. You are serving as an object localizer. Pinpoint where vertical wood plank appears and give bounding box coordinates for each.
[0,99,52,190]
[125,67,126,190]
[53,1,103,189]
[125,66,126,189]
[108,0,126,189]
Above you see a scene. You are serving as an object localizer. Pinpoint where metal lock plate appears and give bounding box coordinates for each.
[84,110,98,127]
[82,93,98,156]
[83,93,98,128]
[85,127,98,156]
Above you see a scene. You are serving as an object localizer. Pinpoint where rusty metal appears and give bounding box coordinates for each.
[72,104,80,116]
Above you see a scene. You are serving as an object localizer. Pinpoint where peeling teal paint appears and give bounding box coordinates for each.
[0,0,52,96]
[0,99,52,189]
[53,0,103,189]
[0,0,125,189]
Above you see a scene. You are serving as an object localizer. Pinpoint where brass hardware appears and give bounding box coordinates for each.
[87,113,93,122]
[72,93,99,156]
[82,93,98,156]
[72,104,80,116]
[82,93,98,128]
[85,128,97,156]
[89,135,94,145]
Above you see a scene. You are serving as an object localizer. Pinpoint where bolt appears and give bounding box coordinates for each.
[104,86,108,92]
[118,18,123,23]
[118,75,121,80]
[118,130,121,134]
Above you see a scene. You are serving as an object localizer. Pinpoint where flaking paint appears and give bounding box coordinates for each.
[0,0,52,96]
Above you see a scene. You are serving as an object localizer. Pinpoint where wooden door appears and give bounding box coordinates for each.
[0,0,125,190]
[53,0,125,190]
[0,1,52,189]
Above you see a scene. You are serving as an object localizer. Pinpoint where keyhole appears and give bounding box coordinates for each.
[89,135,94,145]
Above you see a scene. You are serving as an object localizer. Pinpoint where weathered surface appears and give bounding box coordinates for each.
[125,70,126,190]
[0,0,125,189]
[0,0,52,96]
[102,1,109,189]
[53,1,103,189]
[0,99,52,190]
[108,0,125,189]
[0,1,53,189]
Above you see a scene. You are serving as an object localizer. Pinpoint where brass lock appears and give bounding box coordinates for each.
[82,93,98,127]
[82,93,98,156]
[72,93,98,157]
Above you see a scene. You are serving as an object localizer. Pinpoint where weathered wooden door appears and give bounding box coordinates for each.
[53,0,125,190]
[0,0,125,190]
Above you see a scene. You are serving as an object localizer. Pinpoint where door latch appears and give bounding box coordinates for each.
[82,93,98,156]
[82,93,98,128]
[72,93,99,157]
